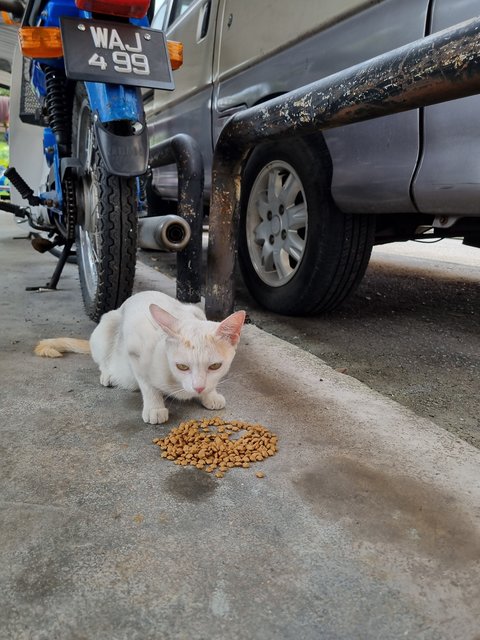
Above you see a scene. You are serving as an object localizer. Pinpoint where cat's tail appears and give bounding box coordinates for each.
[34,338,91,358]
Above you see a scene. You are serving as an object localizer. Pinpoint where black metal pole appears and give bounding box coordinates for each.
[25,239,74,291]
[149,134,204,303]
[205,16,480,319]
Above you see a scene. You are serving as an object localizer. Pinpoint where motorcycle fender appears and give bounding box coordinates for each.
[84,81,149,176]
[94,120,149,177]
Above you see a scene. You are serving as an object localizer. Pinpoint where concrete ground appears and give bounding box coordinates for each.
[1,212,479,640]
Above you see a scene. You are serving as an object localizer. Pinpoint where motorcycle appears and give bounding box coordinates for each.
[0,0,187,321]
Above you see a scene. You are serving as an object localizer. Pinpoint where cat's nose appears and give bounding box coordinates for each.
[194,385,205,394]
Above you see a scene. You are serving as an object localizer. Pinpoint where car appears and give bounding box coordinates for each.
[144,0,480,314]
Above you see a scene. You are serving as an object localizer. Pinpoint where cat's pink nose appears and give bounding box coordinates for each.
[194,386,205,394]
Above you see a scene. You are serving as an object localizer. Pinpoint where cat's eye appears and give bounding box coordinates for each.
[208,362,222,371]
[176,363,190,371]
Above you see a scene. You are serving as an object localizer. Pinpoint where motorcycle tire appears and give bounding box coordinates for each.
[72,83,137,322]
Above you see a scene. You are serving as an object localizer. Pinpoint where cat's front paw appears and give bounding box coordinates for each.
[142,406,169,424]
[201,391,226,411]
[100,372,113,387]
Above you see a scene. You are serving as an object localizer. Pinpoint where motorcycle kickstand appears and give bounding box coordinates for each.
[26,239,75,292]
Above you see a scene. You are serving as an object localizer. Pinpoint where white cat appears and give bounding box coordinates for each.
[35,291,246,424]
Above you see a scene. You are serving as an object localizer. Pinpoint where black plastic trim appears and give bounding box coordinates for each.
[94,121,149,177]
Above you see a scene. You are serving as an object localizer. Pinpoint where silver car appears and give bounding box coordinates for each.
[145,0,480,314]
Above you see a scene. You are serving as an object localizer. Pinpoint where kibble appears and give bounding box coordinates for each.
[153,417,277,476]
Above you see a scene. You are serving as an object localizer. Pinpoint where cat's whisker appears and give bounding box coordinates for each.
[216,375,236,387]
[165,388,185,400]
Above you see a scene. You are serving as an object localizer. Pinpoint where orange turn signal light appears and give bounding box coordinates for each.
[167,40,183,71]
[1,11,19,26]
[19,26,63,59]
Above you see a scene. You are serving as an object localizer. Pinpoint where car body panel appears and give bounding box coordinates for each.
[146,0,480,220]
[146,0,218,195]
[214,0,382,80]
[212,0,427,213]
[412,0,480,214]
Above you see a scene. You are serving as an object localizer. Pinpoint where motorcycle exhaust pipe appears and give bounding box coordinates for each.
[138,215,192,252]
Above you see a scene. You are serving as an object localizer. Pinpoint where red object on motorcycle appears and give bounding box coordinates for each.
[75,0,150,19]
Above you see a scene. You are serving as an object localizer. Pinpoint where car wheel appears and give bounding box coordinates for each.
[238,137,375,315]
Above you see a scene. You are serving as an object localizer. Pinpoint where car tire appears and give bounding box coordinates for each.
[238,137,375,315]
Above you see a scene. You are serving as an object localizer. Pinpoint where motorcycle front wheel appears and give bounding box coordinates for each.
[72,83,137,322]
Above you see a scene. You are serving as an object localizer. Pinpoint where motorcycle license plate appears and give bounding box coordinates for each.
[60,17,175,90]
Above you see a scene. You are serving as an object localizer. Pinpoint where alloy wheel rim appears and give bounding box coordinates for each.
[246,160,308,287]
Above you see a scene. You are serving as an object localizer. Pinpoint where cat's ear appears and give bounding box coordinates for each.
[149,304,180,338]
[215,310,246,346]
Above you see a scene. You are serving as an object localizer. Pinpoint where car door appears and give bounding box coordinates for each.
[323,0,430,214]
[212,0,430,215]
[412,0,480,214]
[146,0,219,198]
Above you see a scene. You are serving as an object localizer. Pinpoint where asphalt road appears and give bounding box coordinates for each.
[141,237,480,449]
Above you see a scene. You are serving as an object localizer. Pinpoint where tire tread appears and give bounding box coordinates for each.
[73,83,137,322]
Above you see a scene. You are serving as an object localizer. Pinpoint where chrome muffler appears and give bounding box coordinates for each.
[138,215,191,251]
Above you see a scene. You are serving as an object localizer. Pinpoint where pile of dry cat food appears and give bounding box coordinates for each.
[153,417,278,478]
